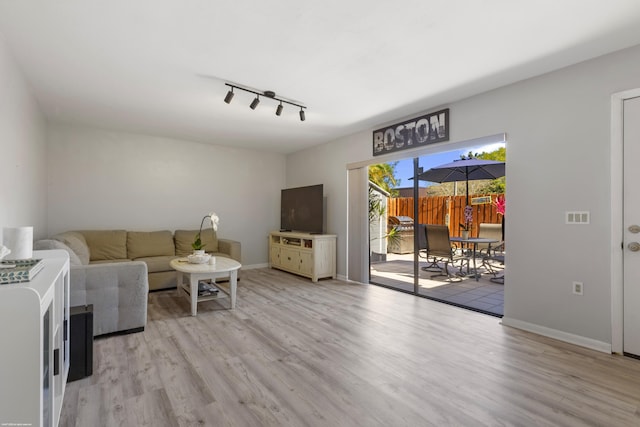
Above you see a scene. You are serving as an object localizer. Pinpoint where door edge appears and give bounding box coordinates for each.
[610,88,640,354]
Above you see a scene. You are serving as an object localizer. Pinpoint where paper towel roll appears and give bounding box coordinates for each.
[2,226,33,260]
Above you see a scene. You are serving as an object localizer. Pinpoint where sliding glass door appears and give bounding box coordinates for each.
[368,142,506,317]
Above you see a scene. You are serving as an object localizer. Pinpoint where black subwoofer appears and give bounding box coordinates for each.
[68,304,93,382]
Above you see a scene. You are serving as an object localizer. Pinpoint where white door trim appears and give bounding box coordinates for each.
[611,88,640,354]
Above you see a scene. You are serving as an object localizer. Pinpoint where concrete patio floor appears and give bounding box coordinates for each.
[370,252,505,316]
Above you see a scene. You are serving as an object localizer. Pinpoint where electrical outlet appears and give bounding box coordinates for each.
[572,281,584,295]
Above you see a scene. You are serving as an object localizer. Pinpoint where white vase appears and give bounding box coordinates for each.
[193,249,205,256]
[461,230,469,240]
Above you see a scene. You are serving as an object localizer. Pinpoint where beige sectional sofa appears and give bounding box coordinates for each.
[34,228,241,336]
[55,228,241,291]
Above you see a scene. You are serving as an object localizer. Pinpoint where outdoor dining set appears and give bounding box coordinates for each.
[418,222,505,283]
[405,156,507,283]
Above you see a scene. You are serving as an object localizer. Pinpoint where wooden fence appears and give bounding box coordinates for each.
[388,194,504,238]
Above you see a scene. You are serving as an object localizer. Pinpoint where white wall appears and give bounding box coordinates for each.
[287,43,640,347]
[47,124,286,267]
[0,34,47,241]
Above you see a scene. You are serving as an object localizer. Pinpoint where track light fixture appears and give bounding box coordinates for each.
[250,95,260,110]
[223,83,307,121]
[224,87,234,104]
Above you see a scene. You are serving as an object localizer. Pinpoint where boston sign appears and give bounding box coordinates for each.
[372,108,449,156]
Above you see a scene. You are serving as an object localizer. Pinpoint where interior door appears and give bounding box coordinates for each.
[623,96,640,357]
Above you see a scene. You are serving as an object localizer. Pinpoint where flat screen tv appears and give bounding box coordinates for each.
[280,184,324,234]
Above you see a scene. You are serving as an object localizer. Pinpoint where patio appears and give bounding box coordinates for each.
[370,252,504,316]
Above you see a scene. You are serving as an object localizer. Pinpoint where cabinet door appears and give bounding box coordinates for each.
[270,245,281,267]
[281,248,300,271]
[299,252,313,276]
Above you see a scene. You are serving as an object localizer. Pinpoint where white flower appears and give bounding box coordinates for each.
[208,212,220,231]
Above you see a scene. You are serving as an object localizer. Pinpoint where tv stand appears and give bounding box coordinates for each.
[269,231,336,282]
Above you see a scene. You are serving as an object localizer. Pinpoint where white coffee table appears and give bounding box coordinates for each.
[170,256,241,316]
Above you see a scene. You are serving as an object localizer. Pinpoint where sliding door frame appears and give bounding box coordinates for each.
[349,133,506,288]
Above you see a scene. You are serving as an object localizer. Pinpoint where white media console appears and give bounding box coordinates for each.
[269,231,336,282]
[0,250,70,427]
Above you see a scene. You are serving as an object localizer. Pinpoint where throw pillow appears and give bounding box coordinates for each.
[80,230,128,261]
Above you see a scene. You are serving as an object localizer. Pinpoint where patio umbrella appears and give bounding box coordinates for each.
[417,158,505,204]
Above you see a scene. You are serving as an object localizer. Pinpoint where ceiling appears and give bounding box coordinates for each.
[1,1,640,154]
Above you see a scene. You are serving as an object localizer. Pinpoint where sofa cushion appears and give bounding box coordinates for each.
[34,239,83,266]
[135,255,179,273]
[51,231,90,265]
[174,229,218,256]
[80,230,128,261]
[127,230,175,259]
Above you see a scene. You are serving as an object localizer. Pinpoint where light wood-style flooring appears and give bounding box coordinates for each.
[60,268,640,426]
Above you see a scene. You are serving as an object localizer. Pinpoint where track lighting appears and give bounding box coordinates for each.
[250,95,260,110]
[223,83,307,121]
[224,87,234,104]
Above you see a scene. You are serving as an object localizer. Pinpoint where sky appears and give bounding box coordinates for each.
[392,142,505,188]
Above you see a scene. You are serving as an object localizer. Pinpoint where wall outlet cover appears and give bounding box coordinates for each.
[572,281,584,295]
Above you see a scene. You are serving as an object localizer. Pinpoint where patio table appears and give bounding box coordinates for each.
[450,237,498,281]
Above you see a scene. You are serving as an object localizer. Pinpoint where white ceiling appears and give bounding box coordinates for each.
[1,1,640,154]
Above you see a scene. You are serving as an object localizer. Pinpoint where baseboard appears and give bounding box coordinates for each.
[501,317,612,354]
[333,275,366,284]
[242,263,269,270]
[248,264,345,280]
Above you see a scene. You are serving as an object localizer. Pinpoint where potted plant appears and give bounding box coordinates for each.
[460,205,473,239]
[192,212,219,255]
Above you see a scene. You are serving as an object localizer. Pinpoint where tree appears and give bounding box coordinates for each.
[477,146,506,162]
[368,163,401,247]
[476,147,506,193]
[368,162,400,195]
[461,147,506,162]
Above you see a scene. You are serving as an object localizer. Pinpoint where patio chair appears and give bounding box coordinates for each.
[418,224,441,272]
[424,224,469,281]
[490,271,505,284]
[481,238,505,284]
[477,223,503,255]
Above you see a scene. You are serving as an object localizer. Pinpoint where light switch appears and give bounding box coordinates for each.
[566,211,590,224]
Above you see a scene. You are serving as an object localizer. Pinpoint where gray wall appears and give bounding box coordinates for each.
[47,124,286,267]
[286,43,640,347]
[0,35,48,241]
